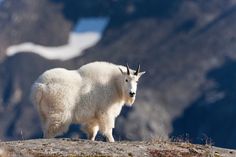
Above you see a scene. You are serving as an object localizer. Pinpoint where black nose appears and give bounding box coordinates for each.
[129,92,135,97]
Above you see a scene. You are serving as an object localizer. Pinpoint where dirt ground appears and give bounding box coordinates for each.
[0,138,235,157]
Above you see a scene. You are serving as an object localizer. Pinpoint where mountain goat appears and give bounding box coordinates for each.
[31,61,145,142]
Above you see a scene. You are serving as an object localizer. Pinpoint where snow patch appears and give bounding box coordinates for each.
[6,18,109,60]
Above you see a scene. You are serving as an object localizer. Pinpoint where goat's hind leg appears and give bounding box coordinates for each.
[43,112,72,138]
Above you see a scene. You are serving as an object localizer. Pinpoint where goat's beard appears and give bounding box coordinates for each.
[125,97,135,106]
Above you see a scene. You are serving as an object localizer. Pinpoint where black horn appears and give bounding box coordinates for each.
[126,63,130,75]
[134,64,140,75]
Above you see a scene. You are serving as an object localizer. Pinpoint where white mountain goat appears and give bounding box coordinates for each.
[31,61,145,142]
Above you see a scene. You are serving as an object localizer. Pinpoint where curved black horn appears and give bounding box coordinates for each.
[134,64,140,75]
[126,63,130,75]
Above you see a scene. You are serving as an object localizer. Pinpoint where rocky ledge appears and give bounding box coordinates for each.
[0,138,235,157]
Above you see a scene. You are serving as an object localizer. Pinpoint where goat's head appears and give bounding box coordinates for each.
[119,64,145,106]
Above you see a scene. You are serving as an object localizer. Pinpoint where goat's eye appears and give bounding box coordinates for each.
[125,79,128,82]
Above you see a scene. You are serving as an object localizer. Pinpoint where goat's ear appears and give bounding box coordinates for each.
[138,71,145,77]
[118,67,125,75]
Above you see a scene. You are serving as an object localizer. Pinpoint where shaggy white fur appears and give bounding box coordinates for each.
[31,61,145,142]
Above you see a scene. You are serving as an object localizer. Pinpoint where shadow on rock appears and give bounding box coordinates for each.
[171,58,236,149]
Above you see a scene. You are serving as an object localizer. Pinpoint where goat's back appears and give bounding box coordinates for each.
[78,62,123,83]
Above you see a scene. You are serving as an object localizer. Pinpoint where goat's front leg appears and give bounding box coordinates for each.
[98,116,115,142]
[83,123,99,141]
[104,128,114,142]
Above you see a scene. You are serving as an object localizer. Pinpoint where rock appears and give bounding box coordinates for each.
[0,138,235,157]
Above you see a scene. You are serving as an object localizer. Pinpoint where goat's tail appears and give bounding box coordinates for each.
[30,82,49,133]
[30,83,45,109]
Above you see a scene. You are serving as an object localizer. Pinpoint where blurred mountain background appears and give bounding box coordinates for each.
[1,0,236,149]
